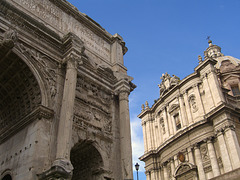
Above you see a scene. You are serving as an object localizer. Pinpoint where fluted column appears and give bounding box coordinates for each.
[119,87,133,179]
[207,138,220,177]
[216,130,232,172]
[224,125,240,169]
[194,144,206,180]
[56,53,80,161]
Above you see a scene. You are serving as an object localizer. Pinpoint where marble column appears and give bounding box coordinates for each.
[187,147,194,164]
[163,163,168,180]
[224,126,240,169]
[55,53,80,162]
[170,158,175,180]
[194,144,206,180]
[206,138,220,177]
[119,87,133,179]
[216,130,232,172]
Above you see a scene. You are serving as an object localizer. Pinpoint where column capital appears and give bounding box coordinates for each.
[206,136,214,144]
[224,124,236,132]
[187,146,193,152]
[215,128,224,136]
[193,143,200,149]
[63,52,83,70]
[0,29,18,49]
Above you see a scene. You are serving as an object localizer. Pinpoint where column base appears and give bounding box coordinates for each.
[37,159,73,180]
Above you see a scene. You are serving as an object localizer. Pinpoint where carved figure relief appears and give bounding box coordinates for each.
[158,73,180,96]
[200,144,209,162]
[160,118,166,134]
[189,95,198,113]
[16,43,58,100]
[74,75,112,135]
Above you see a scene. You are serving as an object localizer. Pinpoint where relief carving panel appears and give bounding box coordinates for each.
[16,43,58,99]
[73,75,112,134]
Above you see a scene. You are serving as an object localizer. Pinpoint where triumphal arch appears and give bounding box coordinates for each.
[0,0,135,179]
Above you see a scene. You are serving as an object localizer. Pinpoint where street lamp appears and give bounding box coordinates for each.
[135,163,140,180]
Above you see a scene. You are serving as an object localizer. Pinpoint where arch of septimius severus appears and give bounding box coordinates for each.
[0,0,136,179]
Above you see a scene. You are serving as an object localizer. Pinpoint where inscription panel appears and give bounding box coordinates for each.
[11,0,111,61]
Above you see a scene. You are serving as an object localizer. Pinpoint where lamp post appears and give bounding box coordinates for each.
[135,163,140,180]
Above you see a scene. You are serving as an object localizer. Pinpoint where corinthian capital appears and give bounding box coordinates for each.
[63,52,83,70]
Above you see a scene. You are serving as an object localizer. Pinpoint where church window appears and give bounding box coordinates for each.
[174,113,181,130]
[231,85,240,96]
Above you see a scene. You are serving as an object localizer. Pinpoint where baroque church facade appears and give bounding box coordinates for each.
[0,0,135,180]
[139,41,240,180]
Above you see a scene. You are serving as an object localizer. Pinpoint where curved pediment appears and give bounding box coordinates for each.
[174,162,197,178]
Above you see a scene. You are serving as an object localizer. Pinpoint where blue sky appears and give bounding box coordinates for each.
[67,1,240,179]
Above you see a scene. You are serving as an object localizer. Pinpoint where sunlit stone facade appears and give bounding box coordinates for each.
[0,0,135,179]
[139,41,240,180]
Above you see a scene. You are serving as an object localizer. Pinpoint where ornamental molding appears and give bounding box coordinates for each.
[158,72,180,96]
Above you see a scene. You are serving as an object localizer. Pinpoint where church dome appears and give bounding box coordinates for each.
[215,55,240,69]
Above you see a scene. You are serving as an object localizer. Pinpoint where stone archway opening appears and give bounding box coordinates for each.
[2,174,12,180]
[0,51,42,140]
[70,141,104,180]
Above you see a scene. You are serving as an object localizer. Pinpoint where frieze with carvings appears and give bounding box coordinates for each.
[74,75,113,134]
[16,43,58,99]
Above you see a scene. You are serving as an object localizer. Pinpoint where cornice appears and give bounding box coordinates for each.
[48,0,114,43]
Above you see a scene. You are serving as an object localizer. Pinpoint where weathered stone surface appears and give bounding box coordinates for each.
[0,0,135,179]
